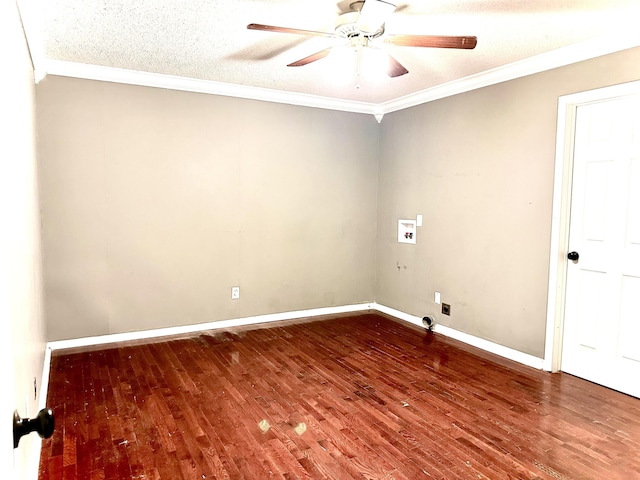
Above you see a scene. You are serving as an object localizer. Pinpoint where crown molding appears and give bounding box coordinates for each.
[379,31,640,114]
[38,30,640,117]
[41,59,379,116]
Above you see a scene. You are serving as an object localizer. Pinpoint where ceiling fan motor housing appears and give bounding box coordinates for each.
[335,11,384,38]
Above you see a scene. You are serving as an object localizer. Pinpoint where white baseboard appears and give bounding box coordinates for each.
[46,303,374,351]
[38,346,52,410]
[372,303,544,370]
[45,301,544,373]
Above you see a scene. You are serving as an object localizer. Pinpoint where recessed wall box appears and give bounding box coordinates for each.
[398,219,417,244]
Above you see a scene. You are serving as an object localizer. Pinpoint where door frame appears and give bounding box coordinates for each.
[543,79,640,372]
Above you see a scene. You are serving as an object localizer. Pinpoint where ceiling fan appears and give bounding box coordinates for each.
[247,0,477,84]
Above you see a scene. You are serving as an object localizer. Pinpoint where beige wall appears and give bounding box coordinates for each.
[376,46,640,357]
[37,46,640,357]
[0,0,47,477]
[37,78,379,341]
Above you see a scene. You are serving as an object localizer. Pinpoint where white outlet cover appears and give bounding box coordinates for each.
[231,286,240,299]
[435,291,441,304]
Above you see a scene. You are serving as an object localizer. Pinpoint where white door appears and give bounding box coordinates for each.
[1,0,19,472]
[0,270,16,476]
[0,163,16,475]
[561,94,640,398]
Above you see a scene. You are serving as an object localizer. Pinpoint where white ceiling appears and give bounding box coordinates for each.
[19,0,640,113]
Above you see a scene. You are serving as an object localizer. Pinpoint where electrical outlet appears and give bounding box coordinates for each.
[442,303,451,316]
[231,286,240,299]
[435,291,441,304]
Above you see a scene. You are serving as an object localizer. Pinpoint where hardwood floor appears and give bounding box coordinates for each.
[38,313,640,480]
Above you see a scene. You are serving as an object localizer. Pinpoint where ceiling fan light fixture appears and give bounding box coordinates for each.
[361,47,392,82]
[326,46,358,85]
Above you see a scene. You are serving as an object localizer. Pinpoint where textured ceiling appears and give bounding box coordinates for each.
[22,0,640,105]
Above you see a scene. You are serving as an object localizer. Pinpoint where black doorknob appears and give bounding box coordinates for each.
[13,408,55,448]
[568,251,580,261]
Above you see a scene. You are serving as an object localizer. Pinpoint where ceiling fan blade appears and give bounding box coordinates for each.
[287,48,333,67]
[387,35,477,49]
[247,23,335,38]
[385,52,408,77]
[357,0,396,34]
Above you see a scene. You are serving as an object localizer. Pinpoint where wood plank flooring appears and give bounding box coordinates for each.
[38,313,640,479]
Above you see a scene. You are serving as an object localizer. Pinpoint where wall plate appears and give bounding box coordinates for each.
[398,219,417,244]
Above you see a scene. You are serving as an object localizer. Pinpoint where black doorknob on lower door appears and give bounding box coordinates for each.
[13,408,55,448]
[567,251,580,261]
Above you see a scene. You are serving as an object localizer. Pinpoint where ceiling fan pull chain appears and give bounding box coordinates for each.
[355,46,363,89]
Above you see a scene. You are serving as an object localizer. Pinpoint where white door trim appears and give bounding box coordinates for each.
[543,79,640,372]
